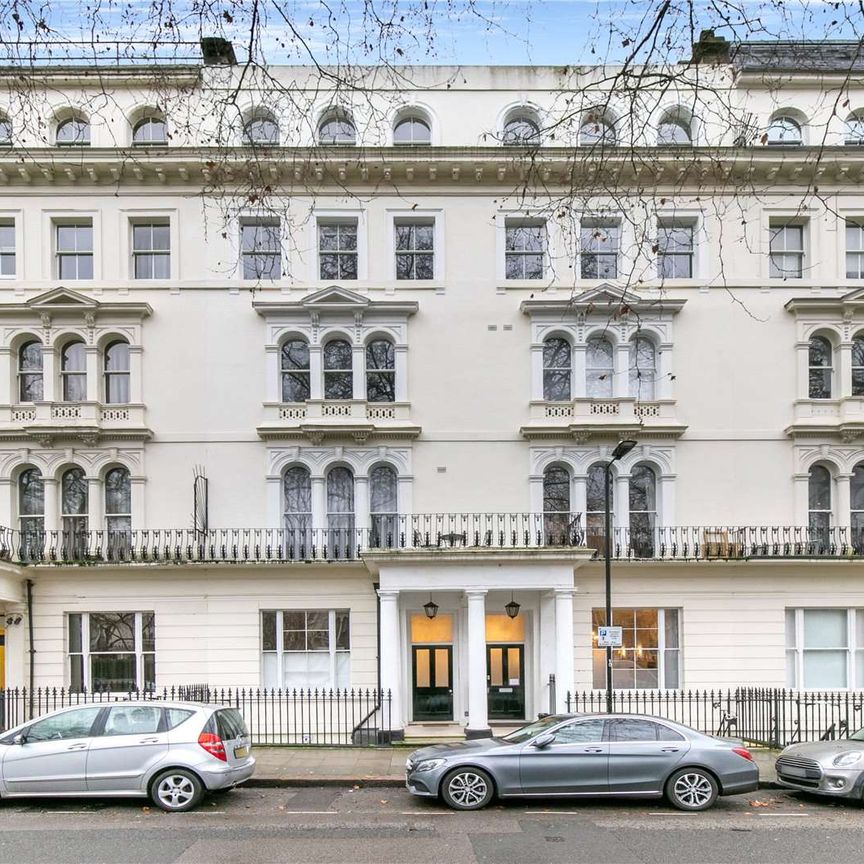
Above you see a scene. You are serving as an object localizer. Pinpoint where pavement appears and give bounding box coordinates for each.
[248,744,781,787]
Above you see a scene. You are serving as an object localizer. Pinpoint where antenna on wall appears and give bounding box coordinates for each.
[193,465,209,537]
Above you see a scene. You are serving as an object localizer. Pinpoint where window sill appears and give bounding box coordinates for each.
[0,401,150,443]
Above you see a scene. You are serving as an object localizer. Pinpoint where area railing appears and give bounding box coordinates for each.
[566,688,864,747]
[2,521,864,565]
[0,686,393,746]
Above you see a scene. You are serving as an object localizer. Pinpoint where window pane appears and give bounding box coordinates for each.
[555,719,605,743]
[105,468,131,516]
[91,653,136,691]
[27,707,101,742]
[89,612,136,652]
[809,466,831,510]
[803,651,847,688]
[62,468,88,515]
[803,609,847,649]
[103,705,161,735]
[612,719,658,741]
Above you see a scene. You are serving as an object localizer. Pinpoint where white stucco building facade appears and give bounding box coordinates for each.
[0,36,864,738]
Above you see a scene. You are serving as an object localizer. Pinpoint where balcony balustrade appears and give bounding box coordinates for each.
[788,397,864,440]
[0,402,150,444]
[2,518,863,565]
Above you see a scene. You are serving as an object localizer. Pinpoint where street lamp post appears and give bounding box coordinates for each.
[604,439,637,714]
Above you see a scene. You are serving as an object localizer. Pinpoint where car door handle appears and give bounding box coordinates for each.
[139,737,160,743]
[66,743,88,750]
[584,747,604,753]
[661,747,680,752]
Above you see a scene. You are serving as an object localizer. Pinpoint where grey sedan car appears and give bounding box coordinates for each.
[0,701,255,811]
[406,713,759,811]
[776,729,864,800]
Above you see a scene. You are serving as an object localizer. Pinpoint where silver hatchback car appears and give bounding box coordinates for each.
[406,713,759,811]
[776,728,864,801]
[0,701,255,811]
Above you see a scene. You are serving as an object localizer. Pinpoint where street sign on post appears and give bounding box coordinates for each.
[597,626,623,648]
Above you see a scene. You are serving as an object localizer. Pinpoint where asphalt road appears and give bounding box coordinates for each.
[0,786,861,864]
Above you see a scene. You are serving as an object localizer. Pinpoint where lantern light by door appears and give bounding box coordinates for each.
[505,592,521,619]
[423,597,439,620]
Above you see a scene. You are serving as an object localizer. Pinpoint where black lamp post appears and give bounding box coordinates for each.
[604,439,637,714]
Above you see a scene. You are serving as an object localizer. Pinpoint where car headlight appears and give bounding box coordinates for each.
[832,751,863,768]
[413,758,446,773]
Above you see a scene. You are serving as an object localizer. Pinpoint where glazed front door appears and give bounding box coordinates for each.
[487,644,525,720]
[412,645,453,721]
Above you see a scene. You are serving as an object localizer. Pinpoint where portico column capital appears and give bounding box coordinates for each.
[553,588,575,599]
[464,588,488,599]
[377,588,400,601]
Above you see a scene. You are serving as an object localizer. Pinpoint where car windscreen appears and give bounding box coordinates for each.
[850,727,864,741]
[215,709,248,740]
[500,715,566,744]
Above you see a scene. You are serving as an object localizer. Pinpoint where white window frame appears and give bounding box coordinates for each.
[387,210,443,282]
[54,218,94,281]
[503,217,547,281]
[0,214,16,279]
[580,219,621,280]
[240,217,283,281]
[261,609,350,689]
[846,220,864,280]
[130,219,171,280]
[656,220,695,280]
[314,210,366,282]
[769,221,806,280]
[67,610,155,692]
[786,608,864,690]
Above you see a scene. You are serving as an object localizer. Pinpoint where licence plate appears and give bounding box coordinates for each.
[234,745,249,759]
[781,766,806,777]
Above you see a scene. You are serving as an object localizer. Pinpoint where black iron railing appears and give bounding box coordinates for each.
[3,520,864,565]
[0,686,393,746]
[566,688,864,747]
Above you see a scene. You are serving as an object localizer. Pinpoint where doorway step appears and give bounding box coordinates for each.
[403,723,465,744]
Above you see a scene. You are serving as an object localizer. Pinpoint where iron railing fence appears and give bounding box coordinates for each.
[566,688,864,747]
[0,687,393,746]
[4,520,864,566]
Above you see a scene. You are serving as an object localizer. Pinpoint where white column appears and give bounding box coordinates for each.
[395,345,408,402]
[0,478,11,526]
[572,474,588,522]
[658,474,676,527]
[265,345,280,402]
[838,342,853,399]
[352,345,365,401]
[42,348,57,403]
[465,589,490,738]
[378,589,404,734]
[573,345,587,398]
[836,473,852,529]
[130,477,146,528]
[129,346,144,403]
[43,477,59,534]
[657,342,673,400]
[613,342,629,398]
[85,346,99,402]
[554,589,575,713]
[793,473,809,525]
[530,343,544,400]
[0,347,11,404]
[87,476,102,532]
[309,345,323,400]
[311,475,326,534]
[355,474,371,533]
[614,474,629,530]
[266,476,282,530]
[795,342,809,400]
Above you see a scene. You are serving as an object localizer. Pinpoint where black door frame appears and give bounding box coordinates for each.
[411,644,454,722]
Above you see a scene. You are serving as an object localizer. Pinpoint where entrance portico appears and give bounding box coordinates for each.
[365,548,593,739]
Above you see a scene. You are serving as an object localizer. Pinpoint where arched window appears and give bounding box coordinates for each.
[56,116,90,146]
[543,465,571,542]
[845,114,864,146]
[18,467,44,559]
[808,465,832,542]
[585,462,610,554]
[62,467,88,557]
[132,116,167,145]
[766,116,802,145]
[61,341,87,402]
[283,466,312,550]
[0,114,11,146]
[629,464,656,557]
[103,341,130,404]
[366,339,395,402]
[326,466,355,551]
[393,116,431,145]
[808,336,833,399]
[18,340,43,402]
[854,335,864,396]
[579,114,615,147]
[370,464,398,544]
[629,336,656,401]
[503,115,540,146]
[586,336,614,398]
[281,339,310,402]
[657,114,692,145]
[323,339,353,400]
[543,337,571,401]
[851,464,864,546]
[318,111,356,145]
[242,114,279,145]
[105,467,132,545]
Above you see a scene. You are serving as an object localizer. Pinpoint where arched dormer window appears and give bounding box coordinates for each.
[766,115,802,146]
[366,339,395,402]
[323,339,353,400]
[0,114,11,146]
[281,339,310,402]
[629,463,657,556]
[18,340,43,402]
[844,113,864,146]
[318,110,356,145]
[370,464,398,543]
[542,464,571,542]
[56,115,90,146]
[103,341,130,404]
[586,336,614,398]
[242,113,279,145]
[629,336,656,401]
[656,111,692,146]
[579,113,615,147]
[393,115,430,145]
[808,335,833,399]
[543,337,571,401]
[132,115,167,146]
[808,464,832,542]
[503,113,540,146]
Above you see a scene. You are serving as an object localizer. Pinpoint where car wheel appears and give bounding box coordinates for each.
[665,768,719,812]
[440,767,495,811]
[150,768,204,813]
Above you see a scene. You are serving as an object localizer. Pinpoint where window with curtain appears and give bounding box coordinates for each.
[105,467,132,546]
[629,336,656,401]
[104,341,130,404]
[585,463,609,555]
[18,341,43,402]
[323,339,353,400]
[366,339,396,402]
[56,222,93,280]
[808,465,832,543]
[283,466,312,550]
[61,341,87,402]
[543,338,571,401]
[370,465,398,544]
[808,336,833,399]
[543,465,571,542]
[281,340,311,402]
[786,608,864,689]
[629,464,656,556]
[326,467,355,550]
[18,468,44,559]
[586,336,614,398]
[62,467,88,557]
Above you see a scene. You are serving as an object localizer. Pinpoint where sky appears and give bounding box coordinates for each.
[3,0,863,67]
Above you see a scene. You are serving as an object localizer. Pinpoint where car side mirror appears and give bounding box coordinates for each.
[12,733,25,745]
[532,733,556,749]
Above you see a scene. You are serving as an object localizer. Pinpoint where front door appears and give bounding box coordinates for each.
[487,644,525,720]
[412,645,453,721]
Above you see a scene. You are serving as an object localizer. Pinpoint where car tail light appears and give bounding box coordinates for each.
[198,731,227,762]
[732,746,755,762]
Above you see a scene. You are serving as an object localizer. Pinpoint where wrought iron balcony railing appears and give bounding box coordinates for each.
[1,519,863,565]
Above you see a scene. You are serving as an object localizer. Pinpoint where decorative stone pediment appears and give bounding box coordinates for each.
[26,287,99,310]
[301,285,371,311]
[521,283,686,319]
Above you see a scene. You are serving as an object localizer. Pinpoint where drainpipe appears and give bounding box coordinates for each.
[374,581,381,694]
[25,579,34,720]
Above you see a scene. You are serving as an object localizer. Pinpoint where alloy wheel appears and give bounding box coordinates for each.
[447,771,489,807]
[156,774,197,810]
[672,772,714,808]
